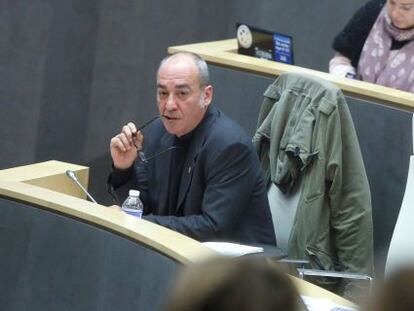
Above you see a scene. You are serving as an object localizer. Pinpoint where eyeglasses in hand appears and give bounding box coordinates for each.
[138,146,181,163]
[131,114,173,149]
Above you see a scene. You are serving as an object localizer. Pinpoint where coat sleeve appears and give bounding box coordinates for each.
[326,100,374,298]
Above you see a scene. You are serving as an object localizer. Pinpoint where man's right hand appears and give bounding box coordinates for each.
[110,122,144,170]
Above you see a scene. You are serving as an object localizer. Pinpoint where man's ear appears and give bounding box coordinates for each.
[202,85,213,108]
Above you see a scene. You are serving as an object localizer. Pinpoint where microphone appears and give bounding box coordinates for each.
[65,170,98,204]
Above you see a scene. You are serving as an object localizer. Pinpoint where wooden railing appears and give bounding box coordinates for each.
[169,39,414,113]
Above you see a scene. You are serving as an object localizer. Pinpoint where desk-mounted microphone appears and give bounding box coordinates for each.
[65,170,98,204]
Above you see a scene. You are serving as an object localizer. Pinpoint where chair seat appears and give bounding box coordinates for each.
[268,182,301,253]
[385,155,414,276]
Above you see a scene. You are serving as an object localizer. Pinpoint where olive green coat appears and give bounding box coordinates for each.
[253,73,374,299]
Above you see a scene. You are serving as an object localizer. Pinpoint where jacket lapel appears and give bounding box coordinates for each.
[175,106,218,213]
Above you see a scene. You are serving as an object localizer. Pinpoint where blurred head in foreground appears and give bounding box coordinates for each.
[364,265,414,311]
[165,256,302,311]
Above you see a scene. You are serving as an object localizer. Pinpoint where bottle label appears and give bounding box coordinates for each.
[122,208,143,218]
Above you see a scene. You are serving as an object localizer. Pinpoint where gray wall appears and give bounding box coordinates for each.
[1,0,412,274]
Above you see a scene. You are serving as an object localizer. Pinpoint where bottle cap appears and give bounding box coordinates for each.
[129,189,140,196]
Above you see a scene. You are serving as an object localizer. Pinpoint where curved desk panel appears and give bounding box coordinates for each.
[0,162,216,311]
[0,196,177,310]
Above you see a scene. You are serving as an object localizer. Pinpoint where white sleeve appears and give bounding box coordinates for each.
[329,53,356,78]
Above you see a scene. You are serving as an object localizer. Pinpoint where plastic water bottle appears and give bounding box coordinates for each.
[121,189,143,218]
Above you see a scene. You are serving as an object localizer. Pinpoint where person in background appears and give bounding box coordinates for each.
[329,0,414,93]
[165,257,303,311]
[108,52,275,245]
[363,265,414,311]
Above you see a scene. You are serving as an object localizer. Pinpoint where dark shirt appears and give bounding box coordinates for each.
[164,132,193,215]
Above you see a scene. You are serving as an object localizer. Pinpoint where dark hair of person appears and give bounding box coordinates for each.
[165,257,302,311]
[364,265,414,311]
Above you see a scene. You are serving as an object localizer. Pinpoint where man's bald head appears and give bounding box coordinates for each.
[158,52,210,88]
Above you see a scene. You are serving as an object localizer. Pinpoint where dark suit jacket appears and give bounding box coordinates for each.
[109,106,276,245]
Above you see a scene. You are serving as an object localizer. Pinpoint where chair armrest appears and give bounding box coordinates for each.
[297,268,374,294]
[297,268,373,281]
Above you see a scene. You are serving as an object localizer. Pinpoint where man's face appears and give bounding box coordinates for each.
[156,55,212,137]
[387,0,414,29]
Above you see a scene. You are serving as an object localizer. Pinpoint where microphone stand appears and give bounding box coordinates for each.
[65,170,98,204]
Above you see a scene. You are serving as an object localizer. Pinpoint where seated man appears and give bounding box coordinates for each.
[108,52,275,245]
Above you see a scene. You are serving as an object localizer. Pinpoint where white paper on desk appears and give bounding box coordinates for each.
[202,242,264,257]
[301,295,358,311]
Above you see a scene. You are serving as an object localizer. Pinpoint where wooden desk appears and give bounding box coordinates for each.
[0,161,215,265]
[0,160,89,199]
[169,38,414,113]
[0,161,356,309]
[0,161,217,311]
